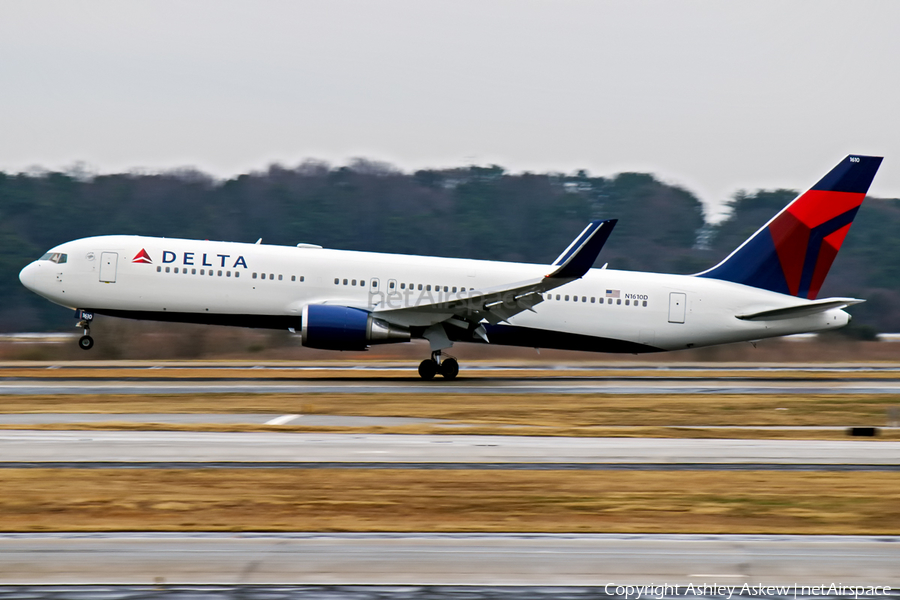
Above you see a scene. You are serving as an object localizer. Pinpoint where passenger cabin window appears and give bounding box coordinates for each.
[253,273,258,279]
[291,276,296,282]
[278,274,283,281]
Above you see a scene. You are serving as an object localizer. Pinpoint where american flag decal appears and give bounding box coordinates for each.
[605,289,620,298]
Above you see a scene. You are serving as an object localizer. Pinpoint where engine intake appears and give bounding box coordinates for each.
[301,305,410,350]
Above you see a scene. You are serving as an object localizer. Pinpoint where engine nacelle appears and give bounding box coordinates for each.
[300,304,411,350]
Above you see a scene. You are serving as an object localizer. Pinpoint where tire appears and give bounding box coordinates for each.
[440,357,459,380]
[78,335,94,351]
[418,359,437,380]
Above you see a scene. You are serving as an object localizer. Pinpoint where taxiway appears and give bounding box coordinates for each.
[0,431,897,465]
[0,533,897,585]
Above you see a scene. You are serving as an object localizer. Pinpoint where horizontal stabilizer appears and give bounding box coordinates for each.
[548,219,617,279]
[736,297,864,321]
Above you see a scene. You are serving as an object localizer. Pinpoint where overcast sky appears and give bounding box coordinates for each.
[1,1,897,219]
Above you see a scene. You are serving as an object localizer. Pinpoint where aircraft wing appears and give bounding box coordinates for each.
[372,220,617,333]
[736,297,865,321]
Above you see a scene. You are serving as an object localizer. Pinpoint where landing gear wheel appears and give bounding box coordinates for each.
[440,357,459,380]
[418,359,438,380]
[78,335,94,351]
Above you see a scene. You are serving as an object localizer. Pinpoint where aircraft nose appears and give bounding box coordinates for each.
[18,261,40,292]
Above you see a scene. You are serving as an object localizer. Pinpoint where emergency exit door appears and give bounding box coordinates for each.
[668,292,686,323]
[99,252,118,283]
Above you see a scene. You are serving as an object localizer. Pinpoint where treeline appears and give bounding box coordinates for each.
[3,161,899,333]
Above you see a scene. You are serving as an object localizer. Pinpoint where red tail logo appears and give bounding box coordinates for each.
[132,248,153,264]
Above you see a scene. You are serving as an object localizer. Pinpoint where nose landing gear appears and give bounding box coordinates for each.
[418,351,459,380]
[76,310,94,351]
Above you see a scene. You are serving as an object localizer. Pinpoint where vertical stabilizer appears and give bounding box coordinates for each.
[698,155,882,298]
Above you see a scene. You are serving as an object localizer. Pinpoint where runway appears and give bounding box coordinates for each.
[7,361,900,372]
[7,361,900,394]
[1,431,898,465]
[0,533,897,585]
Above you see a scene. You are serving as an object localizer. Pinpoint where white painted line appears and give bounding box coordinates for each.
[265,414,302,425]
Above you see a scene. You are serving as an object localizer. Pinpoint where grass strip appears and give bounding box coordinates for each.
[2,468,898,534]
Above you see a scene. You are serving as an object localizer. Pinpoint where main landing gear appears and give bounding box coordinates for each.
[418,351,459,381]
[76,310,94,351]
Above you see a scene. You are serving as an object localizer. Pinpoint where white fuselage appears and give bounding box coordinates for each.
[18,235,851,353]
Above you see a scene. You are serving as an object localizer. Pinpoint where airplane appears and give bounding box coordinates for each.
[18,155,882,379]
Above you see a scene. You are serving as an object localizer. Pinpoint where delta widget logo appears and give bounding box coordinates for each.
[132,249,153,264]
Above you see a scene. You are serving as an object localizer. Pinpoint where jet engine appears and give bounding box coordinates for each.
[300,304,410,350]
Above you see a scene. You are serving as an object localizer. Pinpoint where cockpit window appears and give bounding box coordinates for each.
[40,252,67,264]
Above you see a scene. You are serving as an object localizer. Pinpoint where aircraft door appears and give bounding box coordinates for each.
[668,292,686,323]
[99,252,118,283]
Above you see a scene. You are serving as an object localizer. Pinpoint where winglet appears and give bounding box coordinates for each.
[548,219,617,279]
